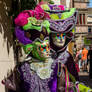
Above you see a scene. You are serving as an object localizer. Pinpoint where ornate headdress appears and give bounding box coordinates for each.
[14,5,50,26]
[40,4,78,53]
[14,6,51,61]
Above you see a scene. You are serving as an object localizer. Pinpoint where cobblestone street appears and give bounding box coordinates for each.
[79,71,92,88]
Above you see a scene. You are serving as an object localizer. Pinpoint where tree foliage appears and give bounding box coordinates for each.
[9,0,37,18]
[84,38,91,45]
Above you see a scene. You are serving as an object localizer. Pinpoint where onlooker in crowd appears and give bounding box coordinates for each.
[76,48,82,70]
[75,49,80,63]
[87,46,92,79]
[75,48,81,72]
[79,48,82,70]
[81,47,88,71]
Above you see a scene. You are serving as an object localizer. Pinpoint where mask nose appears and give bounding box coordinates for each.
[57,38,62,42]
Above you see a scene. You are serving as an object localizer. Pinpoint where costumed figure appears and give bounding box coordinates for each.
[3,18,57,92]
[40,2,79,79]
[2,3,92,92]
[2,4,60,91]
[40,3,92,92]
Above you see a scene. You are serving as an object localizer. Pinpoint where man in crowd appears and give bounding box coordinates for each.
[81,47,88,71]
[88,46,92,79]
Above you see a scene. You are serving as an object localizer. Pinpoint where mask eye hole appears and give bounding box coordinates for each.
[39,44,50,52]
[55,33,66,39]
[43,46,46,49]
[62,34,65,38]
[57,34,60,37]
[39,45,43,51]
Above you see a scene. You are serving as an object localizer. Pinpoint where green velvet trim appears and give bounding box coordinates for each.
[69,72,76,83]
[23,44,33,54]
[49,8,76,20]
[41,4,50,10]
[78,83,92,92]
[50,14,59,20]
[23,43,46,61]
[23,21,41,31]
[23,17,51,34]
[72,28,75,33]
[31,44,46,61]
[61,8,76,19]
[42,20,51,34]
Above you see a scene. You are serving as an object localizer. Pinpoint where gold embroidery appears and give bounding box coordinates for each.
[40,33,44,40]
[42,27,46,34]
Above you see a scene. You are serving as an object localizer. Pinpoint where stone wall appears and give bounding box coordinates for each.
[75,26,88,48]
[74,3,87,9]
[76,26,88,33]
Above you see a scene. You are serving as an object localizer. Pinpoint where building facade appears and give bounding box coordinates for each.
[71,0,89,48]
[86,8,92,45]
[60,0,90,52]
[52,0,61,5]
[60,0,71,8]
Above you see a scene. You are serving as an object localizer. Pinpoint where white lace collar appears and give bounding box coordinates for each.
[30,58,54,79]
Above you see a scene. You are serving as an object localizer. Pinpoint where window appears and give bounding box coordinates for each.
[77,15,79,25]
[88,27,91,33]
[77,14,86,25]
[83,14,85,24]
[79,14,82,24]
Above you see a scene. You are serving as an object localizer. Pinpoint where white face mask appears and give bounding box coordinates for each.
[52,33,66,47]
[37,41,51,59]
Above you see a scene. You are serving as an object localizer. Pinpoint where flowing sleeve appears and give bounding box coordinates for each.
[2,66,21,92]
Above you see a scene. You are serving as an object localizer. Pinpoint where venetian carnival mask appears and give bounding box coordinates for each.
[52,33,66,47]
[35,40,51,59]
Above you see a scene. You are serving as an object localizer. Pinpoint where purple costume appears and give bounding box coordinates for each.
[55,49,79,81]
[18,61,58,92]
[49,9,79,81]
